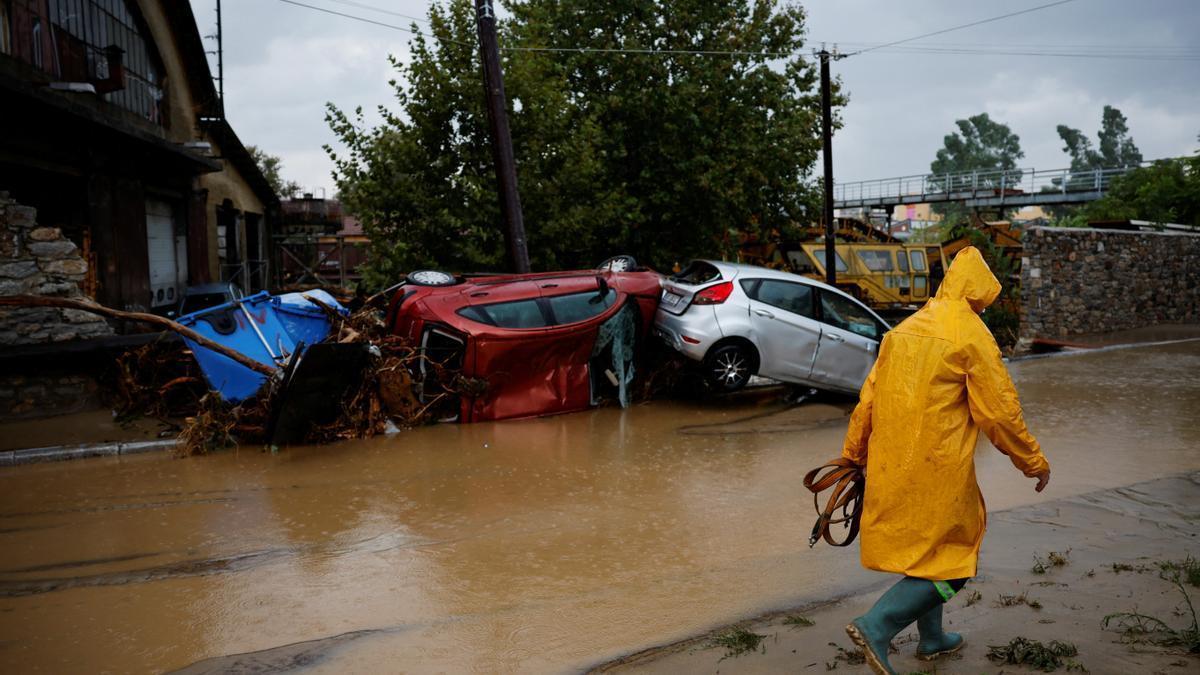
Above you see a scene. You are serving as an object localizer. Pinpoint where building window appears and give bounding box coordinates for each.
[0,3,11,55]
[30,17,42,68]
[46,0,167,125]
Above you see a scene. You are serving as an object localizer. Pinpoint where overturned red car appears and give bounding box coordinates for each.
[386,258,662,422]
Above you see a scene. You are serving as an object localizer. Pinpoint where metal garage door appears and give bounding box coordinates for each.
[146,199,187,309]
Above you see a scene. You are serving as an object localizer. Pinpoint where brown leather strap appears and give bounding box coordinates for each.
[802,457,865,548]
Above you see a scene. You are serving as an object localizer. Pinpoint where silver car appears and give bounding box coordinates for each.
[654,260,891,394]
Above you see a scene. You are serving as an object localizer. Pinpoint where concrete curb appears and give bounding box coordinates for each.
[0,438,176,467]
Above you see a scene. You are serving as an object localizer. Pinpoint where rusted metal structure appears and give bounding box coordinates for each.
[274,196,367,288]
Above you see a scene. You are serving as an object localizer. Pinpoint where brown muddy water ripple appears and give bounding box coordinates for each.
[1,341,1198,673]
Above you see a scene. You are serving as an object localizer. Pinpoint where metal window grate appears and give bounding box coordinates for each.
[47,0,165,125]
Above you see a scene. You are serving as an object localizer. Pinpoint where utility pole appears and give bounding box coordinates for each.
[818,47,836,286]
[215,0,224,117]
[474,0,530,273]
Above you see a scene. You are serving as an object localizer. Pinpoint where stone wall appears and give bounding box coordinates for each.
[1020,226,1200,343]
[0,193,114,346]
[0,373,99,419]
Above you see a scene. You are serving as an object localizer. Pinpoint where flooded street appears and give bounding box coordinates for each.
[2,341,1199,673]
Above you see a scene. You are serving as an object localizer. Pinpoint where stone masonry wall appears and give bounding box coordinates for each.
[0,192,114,346]
[1020,226,1200,343]
[0,193,115,420]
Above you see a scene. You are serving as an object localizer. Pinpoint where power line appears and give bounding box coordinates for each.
[850,45,1200,60]
[501,45,802,59]
[270,0,1197,63]
[833,40,1200,58]
[836,40,1199,52]
[321,0,430,25]
[846,0,1078,57]
[274,0,435,38]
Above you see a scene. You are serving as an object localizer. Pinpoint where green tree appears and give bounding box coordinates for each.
[1057,104,1142,172]
[247,145,301,199]
[1072,156,1200,226]
[1049,106,1142,220]
[325,0,830,287]
[929,113,1024,227]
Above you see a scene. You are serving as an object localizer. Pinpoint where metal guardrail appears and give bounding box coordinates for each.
[834,164,1144,208]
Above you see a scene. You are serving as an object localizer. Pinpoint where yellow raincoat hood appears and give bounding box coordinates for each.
[841,246,1047,580]
[934,246,1002,313]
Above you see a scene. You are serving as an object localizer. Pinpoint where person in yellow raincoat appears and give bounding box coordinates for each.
[841,246,1051,675]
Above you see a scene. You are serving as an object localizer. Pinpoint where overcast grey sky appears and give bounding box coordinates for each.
[188,0,1200,195]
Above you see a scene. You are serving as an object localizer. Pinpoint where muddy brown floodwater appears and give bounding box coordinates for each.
[1,341,1199,673]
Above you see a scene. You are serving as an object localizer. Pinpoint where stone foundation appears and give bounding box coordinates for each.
[0,192,114,346]
[1019,226,1200,344]
[0,373,99,420]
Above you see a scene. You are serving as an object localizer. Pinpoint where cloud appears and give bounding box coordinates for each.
[221,33,410,191]
[190,0,1200,193]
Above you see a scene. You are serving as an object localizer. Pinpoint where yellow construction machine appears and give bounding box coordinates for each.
[789,242,946,308]
[736,218,947,309]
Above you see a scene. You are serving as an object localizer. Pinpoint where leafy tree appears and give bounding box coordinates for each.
[324,0,831,287]
[1069,156,1200,227]
[929,113,1024,226]
[1097,105,1143,168]
[247,145,301,199]
[1057,105,1142,173]
[1048,106,1142,219]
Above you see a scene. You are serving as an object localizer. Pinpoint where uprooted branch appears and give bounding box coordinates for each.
[0,294,276,376]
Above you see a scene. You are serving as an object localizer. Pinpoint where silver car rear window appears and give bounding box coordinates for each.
[670,261,722,285]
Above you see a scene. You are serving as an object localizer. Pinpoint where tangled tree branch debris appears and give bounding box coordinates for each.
[7,287,704,456]
[0,295,276,376]
[1103,561,1200,654]
[1,291,484,455]
[106,339,208,423]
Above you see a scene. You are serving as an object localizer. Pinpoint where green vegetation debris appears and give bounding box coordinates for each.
[986,637,1081,671]
[1111,562,1151,574]
[1103,561,1200,654]
[1033,549,1071,574]
[995,591,1042,609]
[825,641,866,670]
[1157,555,1200,588]
[782,615,815,628]
[709,628,767,660]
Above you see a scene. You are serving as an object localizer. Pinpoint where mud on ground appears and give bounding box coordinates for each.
[596,472,1200,674]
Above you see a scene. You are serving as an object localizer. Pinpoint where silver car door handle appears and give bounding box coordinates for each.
[754,309,774,318]
[826,333,845,343]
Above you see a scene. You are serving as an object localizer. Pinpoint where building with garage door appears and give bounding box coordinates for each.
[0,0,277,319]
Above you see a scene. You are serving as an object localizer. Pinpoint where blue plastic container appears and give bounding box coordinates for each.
[177,292,298,403]
[272,291,344,347]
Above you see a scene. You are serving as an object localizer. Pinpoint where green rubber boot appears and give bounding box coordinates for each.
[845,577,946,675]
[915,603,964,660]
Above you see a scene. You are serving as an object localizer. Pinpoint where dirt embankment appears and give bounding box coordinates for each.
[595,472,1200,674]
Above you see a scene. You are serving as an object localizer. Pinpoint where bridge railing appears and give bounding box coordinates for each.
[834,165,1137,206]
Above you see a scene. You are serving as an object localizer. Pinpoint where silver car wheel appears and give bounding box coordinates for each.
[712,350,747,387]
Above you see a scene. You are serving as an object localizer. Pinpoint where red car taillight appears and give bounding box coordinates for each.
[691,281,733,305]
